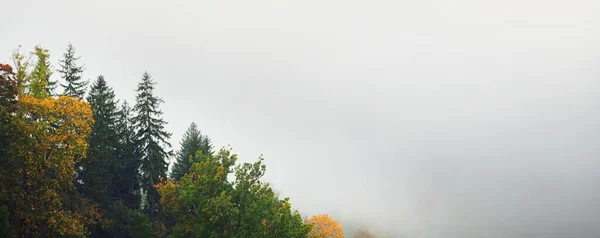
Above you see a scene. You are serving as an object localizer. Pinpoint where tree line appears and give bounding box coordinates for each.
[0,44,379,237]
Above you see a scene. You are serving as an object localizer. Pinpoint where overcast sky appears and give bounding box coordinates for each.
[2,0,600,237]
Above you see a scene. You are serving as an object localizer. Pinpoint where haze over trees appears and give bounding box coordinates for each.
[0,44,350,237]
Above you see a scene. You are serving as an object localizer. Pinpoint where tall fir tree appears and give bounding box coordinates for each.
[94,100,153,238]
[132,72,172,218]
[79,75,120,207]
[27,45,55,98]
[114,100,142,208]
[170,122,213,180]
[59,43,87,99]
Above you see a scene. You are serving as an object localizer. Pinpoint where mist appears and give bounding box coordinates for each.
[2,0,600,237]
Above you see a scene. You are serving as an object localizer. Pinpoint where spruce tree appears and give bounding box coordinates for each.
[79,75,119,206]
[114,100,142,208]
[99,101,153,237]
[28,45,55,98]
[170,122,213,180]
[59,43,87,99]
[132,72,172,218]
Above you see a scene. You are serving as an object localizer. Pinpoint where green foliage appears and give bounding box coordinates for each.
[59,43,88,99]
[1,44,320,237]
[132,72,172,219]
[101,201,153,238]
[27,45,55,98]
[113,100,142,209]
[11,45,30,94]
[171,122,213,181]
[156,148,311,238]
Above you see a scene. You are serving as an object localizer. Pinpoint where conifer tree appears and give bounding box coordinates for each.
[80,75,120,206]
[171,122,213,180]
[114,100,142,208]
[132,72,172,218]
[27,45,55,98]
[59,43,87,99]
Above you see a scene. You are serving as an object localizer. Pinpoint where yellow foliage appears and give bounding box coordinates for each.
[2,96,97,237]
[155,178,179,215]
[306,214,344,238]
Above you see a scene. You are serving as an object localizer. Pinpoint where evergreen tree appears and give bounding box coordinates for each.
[27,45,55,98]
[79,75,120,206]
[59,43,87,99]
[171,122,213,180]
[114,100,142,208]
[132,72,172,219]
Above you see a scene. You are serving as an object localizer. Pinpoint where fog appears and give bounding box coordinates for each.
[2,0,600,237]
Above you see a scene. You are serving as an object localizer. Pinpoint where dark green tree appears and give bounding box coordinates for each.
[79,75,119,207]
[96,101,153,237]
[170,122,213,181]
[59,43,87,99]
[101,201,153,238]
[132,72,172,219]
[113,100,142,208]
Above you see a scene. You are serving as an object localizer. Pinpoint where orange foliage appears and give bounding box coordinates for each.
[306,214,344,238]
[2,95,98,237]
[155,177,179,215]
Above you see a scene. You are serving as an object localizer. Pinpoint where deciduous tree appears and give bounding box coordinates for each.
[306,214,344,238]
[353,228,375,238]
[10,46,29,94]
[27,46,55,98]
[2,95,99,237]
[156,148,310,238]
[0,63,18,237]
[0,64,17,114]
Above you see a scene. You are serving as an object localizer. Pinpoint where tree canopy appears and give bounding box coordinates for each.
[306,214,345,238]
[156,148,311,237]
[0,44,344,237]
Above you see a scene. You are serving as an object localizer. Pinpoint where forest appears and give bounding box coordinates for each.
[0,44,372,237]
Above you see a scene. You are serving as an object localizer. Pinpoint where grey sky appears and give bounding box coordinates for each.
[2,0,600,237]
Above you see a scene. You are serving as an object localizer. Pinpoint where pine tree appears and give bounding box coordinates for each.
[114,100,142,208]
[79,75,120,206]
[170,122,213,180]
[59,43,87,99]
[27,45,55,98]
[132,72,172,218]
